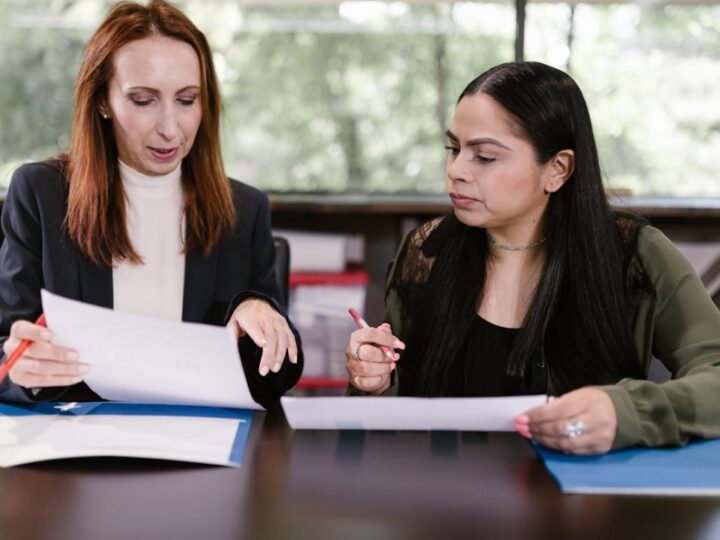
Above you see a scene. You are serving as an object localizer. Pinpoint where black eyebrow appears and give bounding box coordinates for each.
[445,130,512,151]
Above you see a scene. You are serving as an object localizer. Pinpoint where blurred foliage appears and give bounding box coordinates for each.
[527,3,720,196]
[0,1,88,182]
[217,4,511,192]
[0,1,718,196]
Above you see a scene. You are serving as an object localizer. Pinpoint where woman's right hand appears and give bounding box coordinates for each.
[346,323,404,395]
[3,320,88,388]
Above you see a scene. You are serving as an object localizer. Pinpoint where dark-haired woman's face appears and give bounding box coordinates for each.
[445,93,556,240]
[106,35,202,176]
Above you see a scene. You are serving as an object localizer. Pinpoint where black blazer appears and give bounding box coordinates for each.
[0,161,302,408]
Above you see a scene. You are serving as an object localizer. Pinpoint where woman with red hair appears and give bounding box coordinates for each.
[0,0,302,407]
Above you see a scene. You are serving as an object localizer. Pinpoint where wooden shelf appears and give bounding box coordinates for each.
[269,192,720,219]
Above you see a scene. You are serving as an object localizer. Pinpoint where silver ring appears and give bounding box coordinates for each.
[564,420,586,439]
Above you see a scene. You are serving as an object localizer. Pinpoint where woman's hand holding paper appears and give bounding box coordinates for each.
[515,388,618,455]
[228,298,298,377]
[5,320,88,388]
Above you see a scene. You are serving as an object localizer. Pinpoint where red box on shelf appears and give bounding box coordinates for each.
[289,267,369,389]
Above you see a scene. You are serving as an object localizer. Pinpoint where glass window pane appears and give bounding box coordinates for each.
[0,0,99,185]
[0,1,516,193]
[526,2,720,196]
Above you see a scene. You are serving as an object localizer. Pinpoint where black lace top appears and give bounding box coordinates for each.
[385,211,650,397]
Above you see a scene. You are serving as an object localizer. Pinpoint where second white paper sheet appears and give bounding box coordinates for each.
[281,395,547,431]
[41,290,261,409]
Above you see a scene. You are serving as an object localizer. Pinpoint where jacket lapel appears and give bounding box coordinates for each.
[77,257,113,309]
[72,224,219,321]
[182,247,219,323]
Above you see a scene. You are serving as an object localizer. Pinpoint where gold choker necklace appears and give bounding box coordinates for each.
[487,233,546,251]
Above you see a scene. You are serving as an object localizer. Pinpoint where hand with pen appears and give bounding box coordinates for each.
[346,309,405,394]
[227,298,299,377]
[2,317,89,388]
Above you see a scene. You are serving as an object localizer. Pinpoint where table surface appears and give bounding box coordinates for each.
[1,409,719,540]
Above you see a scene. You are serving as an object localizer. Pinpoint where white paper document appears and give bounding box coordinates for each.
[0,402,253,467]
[281,395,547,431]
[41,290,261,409]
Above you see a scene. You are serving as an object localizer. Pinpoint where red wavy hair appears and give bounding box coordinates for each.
[65,0,235,266]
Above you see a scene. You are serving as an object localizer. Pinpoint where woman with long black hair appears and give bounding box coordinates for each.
[345,61,720,455]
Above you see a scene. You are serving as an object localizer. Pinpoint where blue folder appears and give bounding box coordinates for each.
[534,439,720,496]
[0,402,253,467]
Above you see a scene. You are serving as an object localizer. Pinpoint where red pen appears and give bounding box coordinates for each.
[0,314,47,383]
[347,308,396,361]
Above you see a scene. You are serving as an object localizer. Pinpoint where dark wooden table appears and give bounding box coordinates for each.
[1,409,719,540]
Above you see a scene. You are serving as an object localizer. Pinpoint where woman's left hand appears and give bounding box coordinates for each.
[514,388,617,455]
[227,298,298,377]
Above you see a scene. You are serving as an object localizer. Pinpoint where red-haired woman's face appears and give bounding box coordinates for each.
[105,35,202,176]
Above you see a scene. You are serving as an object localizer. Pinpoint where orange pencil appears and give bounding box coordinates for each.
[0,314,46,383]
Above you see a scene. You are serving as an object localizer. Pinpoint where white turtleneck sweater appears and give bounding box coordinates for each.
[113,160,185,321]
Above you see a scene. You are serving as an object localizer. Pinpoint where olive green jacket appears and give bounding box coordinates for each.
[364,225,720,450]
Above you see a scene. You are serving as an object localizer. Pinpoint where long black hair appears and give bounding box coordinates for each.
[398,62,645,396]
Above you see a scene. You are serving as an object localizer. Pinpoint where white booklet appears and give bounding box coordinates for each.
[41,290,262,410]
[281,395,547,431]
[0,402,253,467]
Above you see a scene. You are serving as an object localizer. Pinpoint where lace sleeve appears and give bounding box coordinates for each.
[386,216,446,309]
[613,211,654,294]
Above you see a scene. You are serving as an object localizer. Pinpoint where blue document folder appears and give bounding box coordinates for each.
[0,401,253,467]
[534,439,720,495]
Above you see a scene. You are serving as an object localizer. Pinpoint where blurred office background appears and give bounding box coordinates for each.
[2,0,719,387]
[1,0,719,196]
